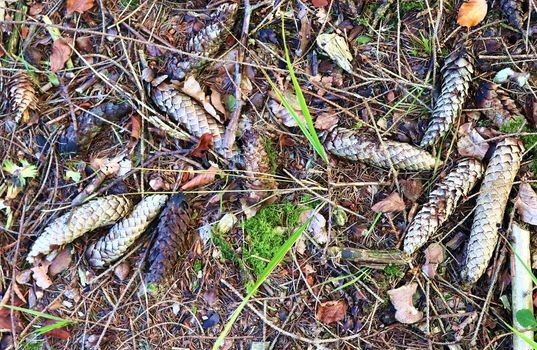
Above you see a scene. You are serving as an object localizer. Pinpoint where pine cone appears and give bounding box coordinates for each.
[324,127,437,171]
[167,3,239,80]
[476,82,522,127]
[420,45,475,147]
[86,194,168,268]
[500,0,525,31]
[403,158,484,255]
[240,115,277,204]
[146,194,193,284]
[27,195,132,263]
[151,79,235,158]
[461,138,524,285]
[8,72,38,124]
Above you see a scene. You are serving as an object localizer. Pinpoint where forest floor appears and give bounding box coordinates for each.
[0,0,536,349]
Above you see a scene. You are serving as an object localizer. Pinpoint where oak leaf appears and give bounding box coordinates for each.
[457,0,488,27]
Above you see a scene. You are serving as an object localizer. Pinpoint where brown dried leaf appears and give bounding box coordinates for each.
[316,299,348,324]
[75,36,92,52]
[387,283,423,324]
[129,114,141,145]
[114,262,130,281]
[400,179,423,202]
[314,112,339,130]
[422,243,445,278]
[66,0,95,15]
[211,90,226,114]
[181,166,219,190]
[181,75,218,118]
[50,38,72,72]
[42,319,71,340]
[516,183,537,225]
[372,192,406,213]
[49,247,72,277]
[190,133,213,158]
[457,123,489,160]
[29,4,45,15]
[31,259,53,289]
[299,210,328,244]
[311,0,329,7]
[457,0,488,27]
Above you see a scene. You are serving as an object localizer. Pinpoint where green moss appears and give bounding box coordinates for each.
[262,137,278,175]
[213,233,242,267]
[500,116,537,173]
[400,1,425,14]
[119,0,140,9]
[193,259,203,273]
[384,264,403,279]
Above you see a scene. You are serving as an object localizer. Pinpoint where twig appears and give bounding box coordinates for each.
[327,247,411,266]
[222,0,251,157]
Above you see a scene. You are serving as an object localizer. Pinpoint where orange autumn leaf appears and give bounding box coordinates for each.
[66,0,95,15]
[189,133,213,158]
[181,166,219,190]
[457,0,488,27]
[50,38,72,72]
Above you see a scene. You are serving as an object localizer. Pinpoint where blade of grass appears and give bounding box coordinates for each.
[505,322,537,349]
[212,204,324,349]
[0,304,75,323]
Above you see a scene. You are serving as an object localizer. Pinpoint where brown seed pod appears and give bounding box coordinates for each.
[403,158,484,255]
[8,72,38,124]
[420,45,475,147]
[239,115,277,205]
[461,138,524,285]
[146,194,193,284]
[324,127,437,171]
[151,80,235,158]
[86,194,168,268]
[500,0,525,31]
[476,82,522,127]
[167,3,239,80]
[27,195,133,263]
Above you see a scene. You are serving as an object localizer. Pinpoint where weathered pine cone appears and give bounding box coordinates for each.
[403,158,484,255]
[461,138,524,285]
[151,79,234,158]
[27,195,133,263]
[324,127,437,171]
[420,45,475,147]
[476,82,522,127]
[86,194,168,268]
[8,72,38,124]
[146,194,193,284]
[167,3,239,80]
[500,0,525,31]
[239,115,277,204]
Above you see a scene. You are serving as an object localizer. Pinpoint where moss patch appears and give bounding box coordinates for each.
[262,137,278,175]
[500,116,537,173]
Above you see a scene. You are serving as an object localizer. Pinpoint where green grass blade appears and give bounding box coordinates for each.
[505,322,537,349]
[0,304,75,324]
[212,206,323,349]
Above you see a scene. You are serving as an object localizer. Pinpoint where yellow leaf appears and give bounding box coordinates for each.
[457,0,488,27]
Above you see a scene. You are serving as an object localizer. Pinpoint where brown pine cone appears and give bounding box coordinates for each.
[146,194,193,284]
[27,195,133,263]
[239,115,277,204]
[403,158,484,255]
[420,45,475,147]
[167,3,239,80]
[500,0,525,31]
[476,82,522,127]
[324,127,437,171]
[461,138,524,285]
[86,194,168,268]
[8,72,38,124]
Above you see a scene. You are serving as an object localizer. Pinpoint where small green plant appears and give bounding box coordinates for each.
[384,264,403,278]
[500,116,537,173]
[2,159,38,199]
[400,1,425,14]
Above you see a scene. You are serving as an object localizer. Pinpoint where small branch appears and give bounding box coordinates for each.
[328,247,411,266]
[222,0,251,157]
[511,222,534,350]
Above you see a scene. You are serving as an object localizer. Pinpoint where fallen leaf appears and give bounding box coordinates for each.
[422,243,445,279]
[387,283,423,324]
[41,319,70,340]
[457,0,488,27]
[114,263,130,281]
[516,183,537,225]
[311,0,329,7]
[129,114,141,145]
[400,179,423,202]
[211,90,226,114]
[16,270,32,284]
[66,0,95,15]
[76,36,92,52]
[372,192,406,213]
[49,247,72,277]
[0,293,24,332]
[457,123,489,160]
[190,133,213,158]
[316,299,348,324]
[181,75,219,119]
[50,38,72,72]
[317,33,353,72]
[299,210,328,244]
[181,165,219,190]
[31,259,53,289]
[314,112,339,130]
[29,3,45,16]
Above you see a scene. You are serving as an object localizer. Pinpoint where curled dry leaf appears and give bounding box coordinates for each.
[299,210,328,244]
[387,283,423,324]
[422,243,445,278]
[457,0,488,27]
[50,38,72,72]
[372,192,406,213]
[314,112,339,130]
[190,133,214,158]
[48,247,72,277]
[457,123,489,160]
[316,299,348,324]
[181,165,219,190]
[400,179,423,202]
[181,75,219,118]
[66,0,95,15]
[516,183,537,225]
[31,259,53,289]
[316,33,353,72]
